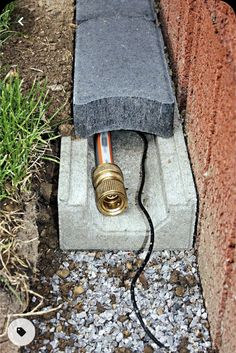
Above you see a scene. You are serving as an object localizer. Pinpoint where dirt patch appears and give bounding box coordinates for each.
[0,290,21,353]
[1,0,75,121]
[0,0,75,350]
[0,197,38,353]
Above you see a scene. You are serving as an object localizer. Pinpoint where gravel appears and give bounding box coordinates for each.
[24,250,212,353]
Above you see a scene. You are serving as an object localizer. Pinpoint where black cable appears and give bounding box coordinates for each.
[130,132,168,351]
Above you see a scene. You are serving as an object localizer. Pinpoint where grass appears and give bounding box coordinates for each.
[0,73,60,328]
[0,73,61,333]
[0,3,58,201]
[0,2,15,45]
[0,2,63,331]
[0,72,59,201]
[0,72,60,331]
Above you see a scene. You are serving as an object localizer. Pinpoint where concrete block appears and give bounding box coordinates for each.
[73,17,175,138]
[76,0,156,23]
[58,108,196,250]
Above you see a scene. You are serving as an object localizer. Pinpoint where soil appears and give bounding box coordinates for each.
[0,197,38,353]
[0,0,75,351]
[1,0,75,268]
[1,0,75,121]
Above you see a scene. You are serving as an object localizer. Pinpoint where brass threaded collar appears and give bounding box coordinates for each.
[92,163,128,216]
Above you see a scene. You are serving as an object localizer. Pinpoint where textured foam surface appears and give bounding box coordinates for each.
[76,0,156,22]
[73,17,175,138]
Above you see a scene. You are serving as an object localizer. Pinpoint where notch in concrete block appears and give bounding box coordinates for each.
[74,17,175,138]
[59,109,196,251]
[76,0,156,23]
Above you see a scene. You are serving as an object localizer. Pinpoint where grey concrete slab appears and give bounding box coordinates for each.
[73,17,175,138]
[76,0,156,23]
[58,107,196,250]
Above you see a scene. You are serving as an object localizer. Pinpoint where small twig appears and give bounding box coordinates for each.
[16,237,38,244]
[30,67,43,73]
[11,304,63,318]
[0,304,63,338]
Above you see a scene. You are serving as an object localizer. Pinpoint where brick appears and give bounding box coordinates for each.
[76,0,156,23]
[221,261,236,353]
[73,17,175,138]
[159,1,236,351]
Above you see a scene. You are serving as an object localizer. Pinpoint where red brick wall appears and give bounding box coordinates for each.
[158,1,236,352]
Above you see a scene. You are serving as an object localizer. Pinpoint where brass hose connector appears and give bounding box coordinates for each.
[92,162,128,216]
[93,132,128,216]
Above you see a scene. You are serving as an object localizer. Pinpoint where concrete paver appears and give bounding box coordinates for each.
[59,108,196,250]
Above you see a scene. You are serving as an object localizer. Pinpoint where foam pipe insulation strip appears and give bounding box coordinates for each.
[73,4,175,138]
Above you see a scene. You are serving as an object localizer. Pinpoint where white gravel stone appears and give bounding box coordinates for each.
[24,250,212,353]
[202,312,208,319]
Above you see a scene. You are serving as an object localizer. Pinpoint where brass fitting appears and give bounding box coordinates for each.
[92,163,128,216]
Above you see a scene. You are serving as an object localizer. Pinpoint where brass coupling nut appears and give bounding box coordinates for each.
[92,163,128,216]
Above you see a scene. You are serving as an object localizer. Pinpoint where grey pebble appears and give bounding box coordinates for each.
[23,250,212,353]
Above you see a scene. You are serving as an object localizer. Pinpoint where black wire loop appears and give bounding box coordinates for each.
[130,132,168,351]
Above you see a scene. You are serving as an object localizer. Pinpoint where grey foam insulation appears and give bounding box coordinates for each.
[76,0,156,23]
[73,17,175,138]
